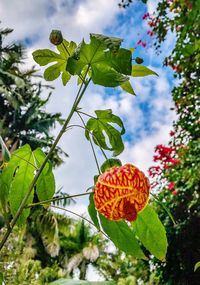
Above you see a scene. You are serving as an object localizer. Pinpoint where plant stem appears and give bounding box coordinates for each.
[26,192,93,208]
[0,75,91,251]
[77,112,101,174]
[66,124,108,160]
[49,204,109,239]
[77,110,96,119]
[150,192,176,225]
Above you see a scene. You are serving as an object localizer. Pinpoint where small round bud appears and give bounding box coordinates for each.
[135,57,144,64]
[49,30,63,45]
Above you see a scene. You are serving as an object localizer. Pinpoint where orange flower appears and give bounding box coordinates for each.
[94,164,150,222]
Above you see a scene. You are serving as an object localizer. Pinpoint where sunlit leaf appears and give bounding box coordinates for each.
[33,148,55,202]
[132,205,168,260]
[88,193,100,230]
[100,158,122,173]
[120,80,135,95]
[32,40,77,85]
[131,65,158,77]
[99,214,146,259]
[85,109,125,156]
[194,261,200,272]
[67,34,132,87]
[0,135,11,162]
[8,145,35,225]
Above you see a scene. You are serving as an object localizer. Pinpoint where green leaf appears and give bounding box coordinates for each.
[8,145,35,225]
[0,272,3,283]
[88,193,100,230]
[32,40,76,85]
[132,205,168,261]
[85,109,125,156]
[90,33,123,52]
[120,80,135,95]
[131,65,158,77]
[92,64,129,87]
[50,279,116,285]
[100,158,122,173]
[99,214,146,259]
[0,136,11,162]
[67,34,132,87]
[194,261,200,272]
[33,148,55,202]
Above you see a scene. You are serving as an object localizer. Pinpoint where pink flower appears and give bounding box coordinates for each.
[172,190,177,196]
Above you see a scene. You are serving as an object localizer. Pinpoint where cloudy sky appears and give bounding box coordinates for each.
[0,0,176,213]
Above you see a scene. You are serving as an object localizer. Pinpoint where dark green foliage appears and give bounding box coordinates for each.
[144,0,200,283]
[100,158,122,173]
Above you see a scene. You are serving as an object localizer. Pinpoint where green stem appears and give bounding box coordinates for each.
[49,204,109,239]
[0,74,91,252]
[66,124,108,160]
[150,193,176,225]
[77,110,96,119]
[77,112,101,174]
[26,192,93,208]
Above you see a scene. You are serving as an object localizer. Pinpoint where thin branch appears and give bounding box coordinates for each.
[12,153,38,169]
[66,124,108,160]
[150,192,176,225]
[76,110,96,119]
[77,112,101,174]
[26,192,93,208]
[49,204,109,240]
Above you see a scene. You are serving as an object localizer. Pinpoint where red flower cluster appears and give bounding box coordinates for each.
[147,30,154,37]
[168,181,175,190]
[148,20,157,27]
[167,182,178,196]
[153,144,180,167]
[148,166,161,178]
[142,12,149,20]
[137,39,147,47]
[170,130,175,137]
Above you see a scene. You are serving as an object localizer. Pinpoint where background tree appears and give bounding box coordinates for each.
[118,0,200,283]
[0,26,67,166]
[142,0,200,284]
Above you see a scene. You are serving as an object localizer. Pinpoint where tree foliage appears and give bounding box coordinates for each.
[143,0,200,284]
[0,26,66,166]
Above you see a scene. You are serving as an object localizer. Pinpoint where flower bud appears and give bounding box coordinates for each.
[49,30,63,45]
[135,57,144,64]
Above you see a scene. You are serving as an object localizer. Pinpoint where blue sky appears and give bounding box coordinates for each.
[0,0,176,212]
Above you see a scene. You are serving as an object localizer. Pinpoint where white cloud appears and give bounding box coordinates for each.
[120,122,173,175]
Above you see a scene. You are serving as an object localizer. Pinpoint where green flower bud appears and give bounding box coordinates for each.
[49,30,63,45]
[135,57,144,64]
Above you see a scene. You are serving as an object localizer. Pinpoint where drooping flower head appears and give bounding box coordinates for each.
[94,164,150,222]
